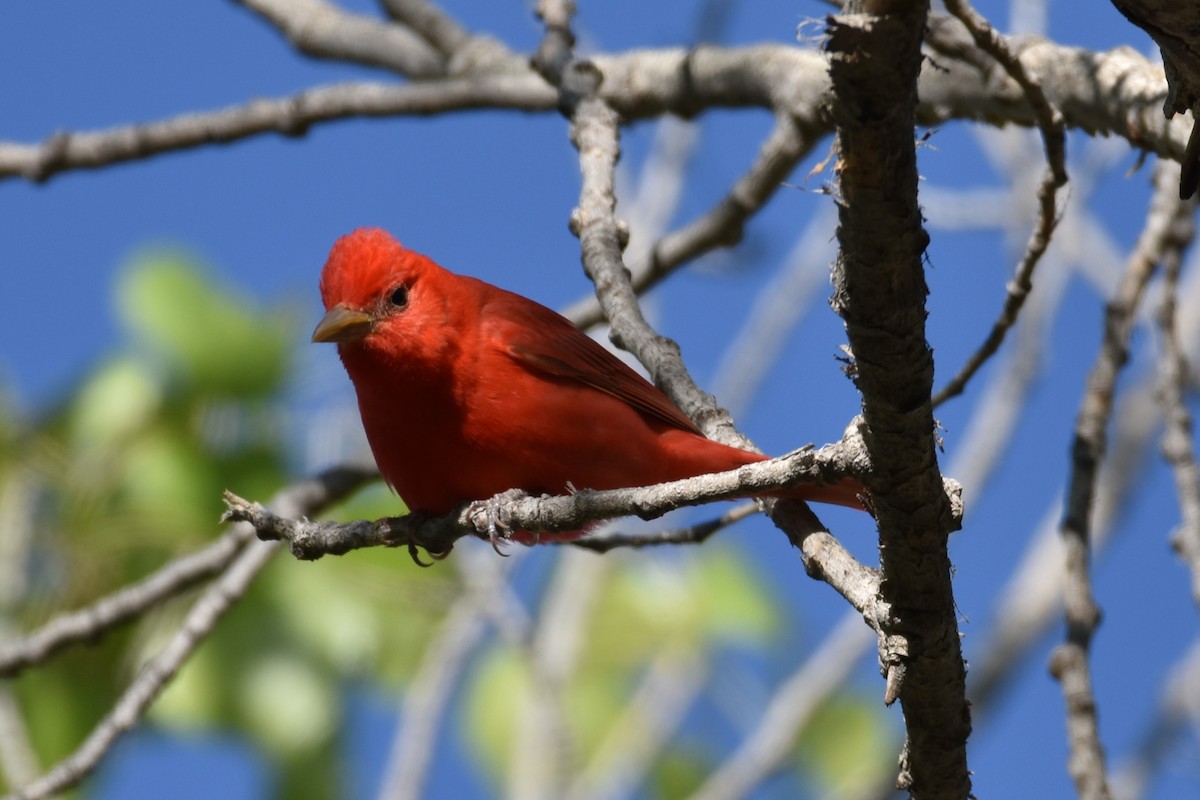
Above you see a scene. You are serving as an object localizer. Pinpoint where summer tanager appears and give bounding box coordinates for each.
[312,228,864,537]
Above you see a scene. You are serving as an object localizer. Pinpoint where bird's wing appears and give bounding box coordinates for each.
[488,292,702,435]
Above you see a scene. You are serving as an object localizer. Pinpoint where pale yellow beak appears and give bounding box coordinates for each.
[312,304,375,343]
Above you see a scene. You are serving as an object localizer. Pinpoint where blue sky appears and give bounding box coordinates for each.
[2,1,1197,799]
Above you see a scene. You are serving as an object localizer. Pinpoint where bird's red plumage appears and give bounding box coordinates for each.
[317,228,864,526]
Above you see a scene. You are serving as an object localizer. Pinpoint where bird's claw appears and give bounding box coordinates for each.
[406,541,453,567]
[485,498,512,557]
[468,488,529,556]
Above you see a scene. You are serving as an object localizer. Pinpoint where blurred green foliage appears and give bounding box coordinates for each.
[0,251,453,799]
[0,250,894,799]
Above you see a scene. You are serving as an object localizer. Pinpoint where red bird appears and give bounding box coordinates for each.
[313,228,863,540]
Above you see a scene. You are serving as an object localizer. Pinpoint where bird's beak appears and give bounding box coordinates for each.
[312,304,375,343]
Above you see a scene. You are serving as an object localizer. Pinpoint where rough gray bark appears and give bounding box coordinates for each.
[826,2,970,798]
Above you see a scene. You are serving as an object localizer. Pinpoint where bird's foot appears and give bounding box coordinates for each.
[468,489,529,556]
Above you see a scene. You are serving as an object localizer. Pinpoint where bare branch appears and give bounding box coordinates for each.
[1109,0,1200,196]
[379,0,471,58]
[566,644,706,800]
[376,549,521,800]
[564,501,759,552]
[1111,639,1200,800]
[233,0,444,77]
[223,444,874,558]
[690,612,876,800]
[1151,172,1200,605]
[1051,159,1187,800]
[0,36,1189,185]
[933,0,1068,407]
[565,77,753,444]
[3,541,279,800]
[1,465,374,800]
[566,113,817,331]
[532,0,577,90]
[511,548,604,799]
[0,78,556,183]
[0,526,247,678]
[0,688,37,791]
[0,465,375,678]
[918,20,1189,163]
[826,1,970,795]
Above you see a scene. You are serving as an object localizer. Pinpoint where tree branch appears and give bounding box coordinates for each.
[0,36,1189,185]
[0,77,557,183]
[565,643,706,800]
[224,439,874,559]
[1050,158,1187,800]
[0,464,375,678]
[933,0,1068,407]
[826,2,970,797]
[1,465,373,800]
[1151,166,1200,606]
[562,501,759,552]
[379,0,471,58]
[376,550,520,800]
[690,612,876,800]
[3,541,278,800]
[565,112,817,331]
[233,0,444,77]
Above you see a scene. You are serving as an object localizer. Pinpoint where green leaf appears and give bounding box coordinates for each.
[692,549,778,645]
[650,747,713,799]
[67,357,160,450]
[117,251,290,397]
[588,549,777,669]
[120,427,220,531]
[796,694,897,796]
[463,646,527,783]
[239,653,339,755]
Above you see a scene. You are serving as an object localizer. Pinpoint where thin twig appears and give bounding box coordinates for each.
[565,643,707,800]
[0,77,557,183]
[690,612,875,800]
[565,501,759,552]
[0,688,37,791]
[378,0,471,58]
[3,541,279,800]
[1152,170,1200,606]
[233,0,444,77]
[1051,159,1186,800]
[1111,639,1200,800]
[510,549,605,799]
[376,549,522,800]
[0,527,249,678]
[531,0,577,90]
[933,0,1068,407]
[565,114,817,331]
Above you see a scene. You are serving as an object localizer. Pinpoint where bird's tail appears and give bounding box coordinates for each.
[773,476,869,511]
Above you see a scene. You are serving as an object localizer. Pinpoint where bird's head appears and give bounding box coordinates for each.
[312,227,437,347]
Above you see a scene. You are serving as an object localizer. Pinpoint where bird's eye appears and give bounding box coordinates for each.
[389,285,409,308]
